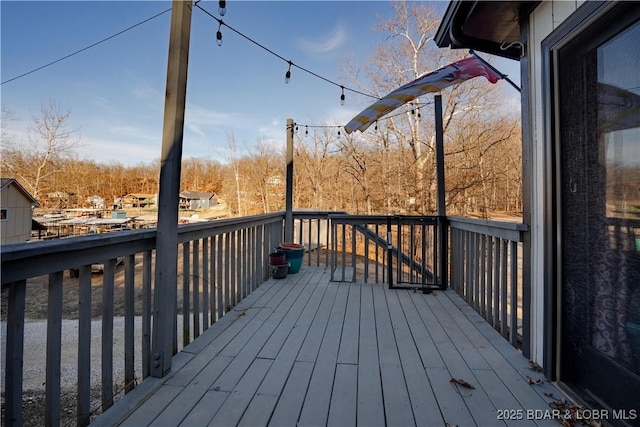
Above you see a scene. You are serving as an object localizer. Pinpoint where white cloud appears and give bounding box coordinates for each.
[76,136,159,165]
[298,23,347,54]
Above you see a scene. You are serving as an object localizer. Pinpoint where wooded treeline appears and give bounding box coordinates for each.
[1,2,523,218]
[1,115,522,218]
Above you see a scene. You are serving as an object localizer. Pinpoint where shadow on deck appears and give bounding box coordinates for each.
[94,266,564,427]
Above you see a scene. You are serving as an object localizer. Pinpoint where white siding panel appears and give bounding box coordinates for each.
[527,0,579,365]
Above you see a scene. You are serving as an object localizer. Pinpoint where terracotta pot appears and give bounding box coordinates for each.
[279,242,303,250]
[269,252,286,265]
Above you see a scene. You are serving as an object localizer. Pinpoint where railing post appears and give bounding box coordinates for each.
[434,94,448,290]
[152,0,192,378]
[285,118,294,242]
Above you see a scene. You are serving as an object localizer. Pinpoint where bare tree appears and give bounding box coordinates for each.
[342,1,515,216]
[1,99,79,200]
[224,130,243,216]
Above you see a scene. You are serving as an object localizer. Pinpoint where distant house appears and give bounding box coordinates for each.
[86,195,105,209]
[42,190,77,209]
[179,191,218,210]
[118,193,157,209]
[1,178,40,245]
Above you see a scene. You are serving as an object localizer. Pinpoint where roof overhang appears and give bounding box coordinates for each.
[435,1,541,60]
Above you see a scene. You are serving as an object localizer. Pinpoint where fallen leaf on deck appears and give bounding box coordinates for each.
[527,376,543,385]
[450,378,475,389]
[528,361,543,372]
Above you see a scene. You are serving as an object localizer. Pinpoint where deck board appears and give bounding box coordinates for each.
[96,266,570,427]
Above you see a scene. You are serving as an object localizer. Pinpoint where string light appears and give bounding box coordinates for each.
[340,86,345,106]
[218,0,226,16]
[194,3,380,106]
[216,21,223,46]
[285,61,292,84]
[292,101,433,135]
[305,126,308,137]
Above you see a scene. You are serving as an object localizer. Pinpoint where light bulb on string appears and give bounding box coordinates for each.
[285,61,292,84]
[374,121,378,131]
[218,1,226,16]
[340,86,345,106]
[216,22,223,46]
[305,126,308,137]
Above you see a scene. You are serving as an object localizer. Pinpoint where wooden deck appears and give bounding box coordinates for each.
[94,266,565,427]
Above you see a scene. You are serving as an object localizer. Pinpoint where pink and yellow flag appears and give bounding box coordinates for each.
[344,56,502,134]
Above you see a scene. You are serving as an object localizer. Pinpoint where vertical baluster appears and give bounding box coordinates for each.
[142,251,152,379]
[232,229,238,300]
[475,232,481,309]
[102,259,116,411]
[493,238,501,330]
[465,231,471,302]
[364,226,369,283]
[381,223,386,284]
[396,220,402,284]
[501,239,508,338]
[421,221,427,286]
[307,219,312,266]
[316,218,321,266]
[374,222,384,283]
[193,239,200,339]
[225,233,231,312]
[351,225,357,282]
[77,266,92,426]
[241,227,246,297]
[510,240,518,347]
[202,238,209,331]
[486,237,494,325]
[45,271,64,427]
[409,222,415,284]
[217,234,224,321]
[213,235,219,321]
[6,280,26,427]
[480,235,487,317]
[124,255,135,393]
[182,242,190,347]
[325,216,331,268]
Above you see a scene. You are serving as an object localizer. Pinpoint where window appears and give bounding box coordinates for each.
[0,209,7,221]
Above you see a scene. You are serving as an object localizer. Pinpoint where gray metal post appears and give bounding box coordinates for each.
[284,118,294,242]
[151,0,191,378]
[434,94,448,290]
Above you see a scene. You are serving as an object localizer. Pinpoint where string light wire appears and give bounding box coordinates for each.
[1,7,172,86]
[292,100,433,134]
[194,3,380,101]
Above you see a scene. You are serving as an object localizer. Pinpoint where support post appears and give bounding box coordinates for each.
[151,0,192,378]
[434,94,448,290]
[284,118,294,242]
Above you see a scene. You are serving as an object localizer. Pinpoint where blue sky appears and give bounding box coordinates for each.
[1,1,521,165]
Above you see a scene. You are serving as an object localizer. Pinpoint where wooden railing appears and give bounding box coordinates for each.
[1,211,529,426]
[1,213,284,426]
[448,216,529,356]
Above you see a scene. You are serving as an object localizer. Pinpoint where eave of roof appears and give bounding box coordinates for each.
[435,1,541,60]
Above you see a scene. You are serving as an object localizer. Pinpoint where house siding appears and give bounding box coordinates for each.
[1,183,35,244]
[527,0,581,367]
